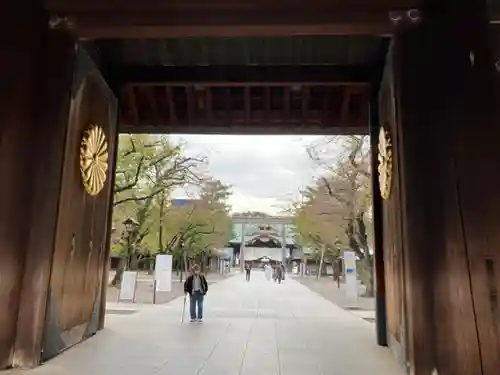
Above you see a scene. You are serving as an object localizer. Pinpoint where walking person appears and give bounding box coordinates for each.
[244,262,252,282]
[275,263,283,284]
[280,262,286,282]
[184,264,208,323]
[264,264,272,281]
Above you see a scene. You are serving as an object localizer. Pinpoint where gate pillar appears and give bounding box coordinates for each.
[0,2,54,369]
[391,1,498,375]
[0,2,118,369]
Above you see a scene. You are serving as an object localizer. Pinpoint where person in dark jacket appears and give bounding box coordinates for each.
[184,264,208,322]
[244,262,252,282]
[274,264,283,284]
[280,263,286,282]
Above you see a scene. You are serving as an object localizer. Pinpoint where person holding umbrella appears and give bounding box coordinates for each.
[183,264,208,323]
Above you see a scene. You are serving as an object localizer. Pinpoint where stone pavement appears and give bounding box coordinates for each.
[294,276,376,322]
[9,271,403,375]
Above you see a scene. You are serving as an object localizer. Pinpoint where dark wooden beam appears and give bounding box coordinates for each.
[107,65,374,86]
[119,122,369,136]
[43,1,500,39]
[45,0,418,11]
[47,7,398,38]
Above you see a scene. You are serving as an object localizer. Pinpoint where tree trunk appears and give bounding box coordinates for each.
[184,251,189,274]
[359,256,374,297]
[111,258,126,286]
[129,253,139,270]
[148,256,154,274]
[179,254,184,283]
[317,244,325,280]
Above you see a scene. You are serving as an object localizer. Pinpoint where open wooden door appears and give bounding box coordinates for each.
[41,44,118,361]
[377,43,409,370]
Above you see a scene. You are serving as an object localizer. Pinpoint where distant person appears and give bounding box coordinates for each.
[275,264,283,284]
[245,262,252,282]
[184,264,208,323]
[264,264,272,281]
[280,263,286,282]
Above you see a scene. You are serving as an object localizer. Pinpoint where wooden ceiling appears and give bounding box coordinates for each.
[93,34,387,134]
[106,49,379,134]
[45,0,500,134]
[43,0,411,134]
[119,80,369,135]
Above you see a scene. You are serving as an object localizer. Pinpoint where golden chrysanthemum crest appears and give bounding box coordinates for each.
[80,124,108,196]
[378,125,393,200]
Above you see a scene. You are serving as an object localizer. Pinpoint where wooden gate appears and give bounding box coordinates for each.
[377,43,408,369]
[430,26,500,375]
[41,45,118,360]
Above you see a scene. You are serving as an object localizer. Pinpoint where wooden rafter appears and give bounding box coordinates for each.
[264,87,271,122]
[185,86,195,124]
[283,87,291,121]
[126,85,139,125]
[225,87,231,124]
[206,88,213,124]
[302,86,310,121]
[118,83,369,134]
[340,86,352,123]
[244,86,251,125]
[165,86,177,123]
[142,86,159,122]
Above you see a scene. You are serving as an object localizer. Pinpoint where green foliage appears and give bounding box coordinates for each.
[111,134,206,260]
[163,179,233,264]
[109,134,234,283]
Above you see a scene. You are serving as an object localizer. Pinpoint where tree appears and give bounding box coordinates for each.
[110,134,206,286]
[293,183,344,276]
[294,135,374,296]
[113,134,205,208]
[162,178,233,281]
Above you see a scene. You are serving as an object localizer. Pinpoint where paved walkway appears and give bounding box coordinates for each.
[11,272,403,375]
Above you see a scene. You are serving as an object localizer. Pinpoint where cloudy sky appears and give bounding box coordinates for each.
[169,135,327,215]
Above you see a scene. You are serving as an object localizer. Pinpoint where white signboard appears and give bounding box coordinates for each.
[155,254,173,292]
[344,251,358,299]
[118,271,138,302]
